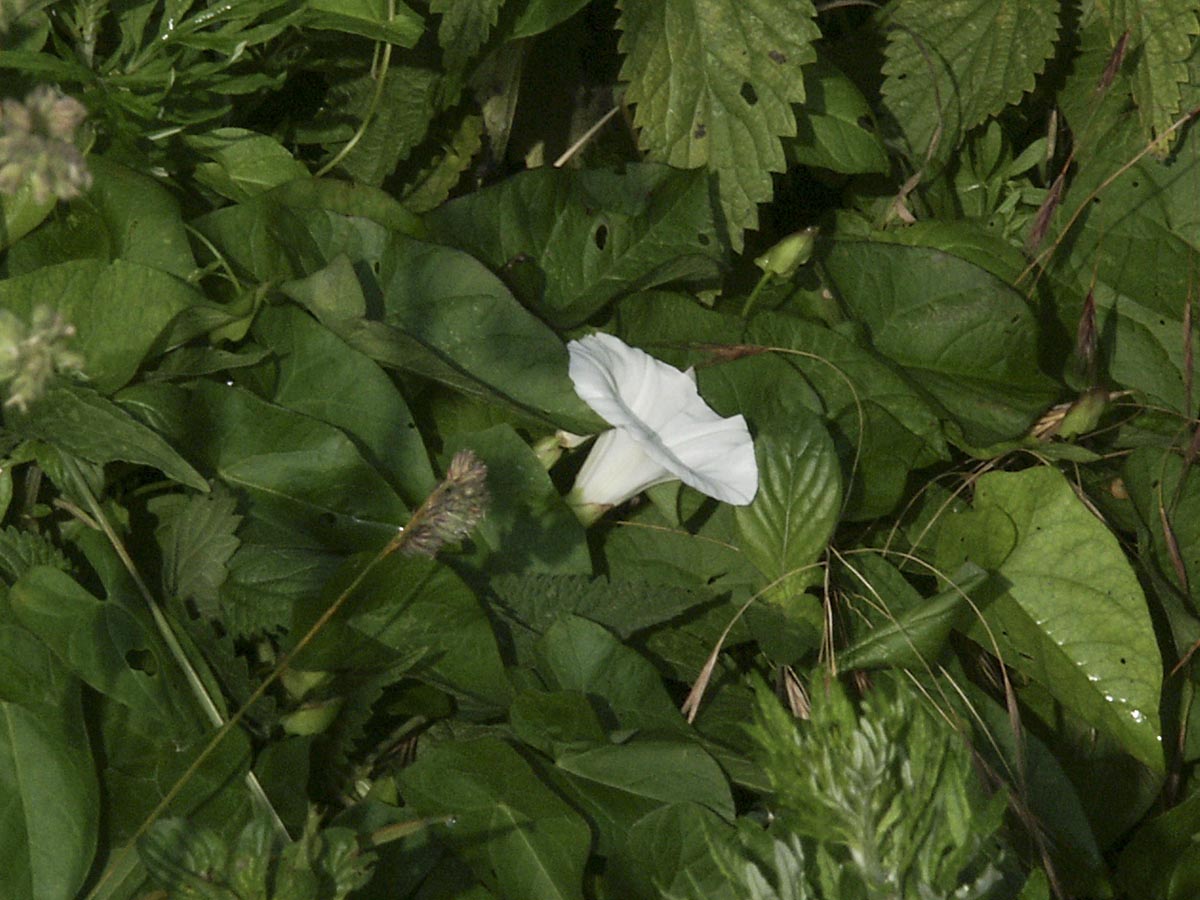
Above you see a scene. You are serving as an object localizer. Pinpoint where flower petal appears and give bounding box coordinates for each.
[567,333,758,505]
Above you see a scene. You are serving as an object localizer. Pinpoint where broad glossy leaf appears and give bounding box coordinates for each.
[938,466,1164,771]
[821,238,1059,445]
[790,56,889,175]
[302,0,424,45]
[5,157,193,276]
[0,624,98,900]
[838,566,988,670]
[617,0,819,249]
[879,0,1060,162]
[450,425,590,575]
[426,164,725,327]
[556,739,734,820]
[735,412,841,595]
[0,259,205,393]
[191,179,422,283]
[1123,448,1200,596]
[294,553,513,713]
[309,234,599,432]
[491,572,710,638]
[399,737,591,900]
[10,567,200,730]
[254,305,436,506]
[607,802,740,900]
[535,615,684,733]
[12,385,208,491]
[121,380,408,551]
[186,128,310,202]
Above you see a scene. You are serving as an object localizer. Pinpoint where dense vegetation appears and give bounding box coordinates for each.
[1,1,1198,898]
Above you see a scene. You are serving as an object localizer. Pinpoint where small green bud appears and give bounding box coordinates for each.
[754,227,818,279]
[1056,387,1111,439]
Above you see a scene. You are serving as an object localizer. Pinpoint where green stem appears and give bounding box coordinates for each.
[740,270,774,319]
[86,522,418,899]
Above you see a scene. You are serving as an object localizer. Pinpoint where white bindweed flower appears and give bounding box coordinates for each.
[565,332,757,525]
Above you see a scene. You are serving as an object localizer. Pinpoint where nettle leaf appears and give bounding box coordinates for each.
[0,624,98,900]
[879,0,1060,163]
[616,0,819,249]
[0,526,69,585]
[937,466,1164,772]
[735,413,842,597]
[151,489,242,619]
[433,0,504,90]
[12,385,208,491]
[1096,0,1200,152]
[401,113,485,213]
[426,164,725,328]
[399,737,591,900]
[333,65,441,187]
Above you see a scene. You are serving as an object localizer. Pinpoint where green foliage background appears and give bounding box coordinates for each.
[1,0,1200,898]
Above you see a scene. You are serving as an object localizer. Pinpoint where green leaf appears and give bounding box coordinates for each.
[191,179,421,284]
[839,564,989,670]
[821,237,1059,445]
[11,385,208,491]
[556,739,734,821]
[120,380,409,551]
[185,128,311,202]
[1117,787,1200,900]
[735,412,842,596]
[1096,0,1200,152]
[0,624,98,900]
[294,234,598,432]
[790,56,889,175]
[1124,449,1200,597]
[432,0,504,86]
[10,567,200,730]
[0,526,69,585]
[491,573,710,638]
[616,0,819,249]
[302,0,424,45]
[608,803,741,900]
[254,304,437,507]
[510,0,591,37]
[401,113,485,213]
[426,164,725,327]
[450,425,590,575]
[334,65,441,187]
[879,0,1060,162]
[399,737,591,900]
[938,466,1164,771]
[151,490,242,619]
[295,553,513,713]
[0,259,205,394]
[535,615,685,733]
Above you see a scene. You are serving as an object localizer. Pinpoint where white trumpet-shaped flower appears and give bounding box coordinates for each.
[565,333,758,524]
